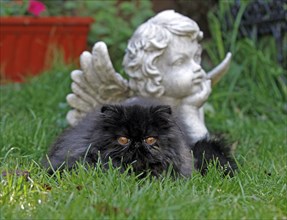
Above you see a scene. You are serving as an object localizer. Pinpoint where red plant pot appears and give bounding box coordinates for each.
[0,17,94,82]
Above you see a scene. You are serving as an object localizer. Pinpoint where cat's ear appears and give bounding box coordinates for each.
[101,105,120,114]
[152,105,172,115]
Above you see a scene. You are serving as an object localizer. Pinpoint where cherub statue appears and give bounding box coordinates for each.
[66,10,232,143]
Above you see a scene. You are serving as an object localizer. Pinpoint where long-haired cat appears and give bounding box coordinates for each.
[43,99,237,177]
[43,103,193,177]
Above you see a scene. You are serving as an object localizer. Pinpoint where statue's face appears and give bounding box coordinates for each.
[156,36,207,98]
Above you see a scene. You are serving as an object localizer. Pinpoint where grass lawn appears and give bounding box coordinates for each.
[0,59,286,219]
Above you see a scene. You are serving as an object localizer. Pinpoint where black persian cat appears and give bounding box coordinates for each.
[43,99,237,177]
[43,102,193,177]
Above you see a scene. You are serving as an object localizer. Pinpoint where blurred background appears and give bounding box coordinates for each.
[1,0,286,79]
[0,0,286,144]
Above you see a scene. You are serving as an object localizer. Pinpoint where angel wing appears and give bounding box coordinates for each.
[66,41,132,126]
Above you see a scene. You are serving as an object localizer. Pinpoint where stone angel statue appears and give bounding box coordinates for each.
[66,10,232,143]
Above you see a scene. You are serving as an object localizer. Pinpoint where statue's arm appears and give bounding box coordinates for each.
[180,80,211,143]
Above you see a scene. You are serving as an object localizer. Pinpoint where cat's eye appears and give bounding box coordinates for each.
[144,137,157,145]
[117,136,130,145]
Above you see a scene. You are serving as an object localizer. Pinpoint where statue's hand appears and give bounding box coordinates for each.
[182,80,211,108]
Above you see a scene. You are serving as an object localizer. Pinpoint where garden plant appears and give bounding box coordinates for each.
[0,1,286,219]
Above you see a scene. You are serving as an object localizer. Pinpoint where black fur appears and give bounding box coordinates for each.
[43,99,237,177]
[192,137,237,176]
[43,104,192,177]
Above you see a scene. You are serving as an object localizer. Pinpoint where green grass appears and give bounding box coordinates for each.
[0,57,286,219]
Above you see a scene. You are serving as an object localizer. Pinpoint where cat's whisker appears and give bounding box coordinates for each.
[151,145,160,151]
[104,145,129,160]
[130,160,138,165]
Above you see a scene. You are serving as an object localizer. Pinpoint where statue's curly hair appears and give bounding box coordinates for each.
[123,10,203,97]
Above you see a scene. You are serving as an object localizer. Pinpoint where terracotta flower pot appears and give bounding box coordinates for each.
[0,16,94,82]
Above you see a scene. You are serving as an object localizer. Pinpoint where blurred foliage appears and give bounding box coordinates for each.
[0,0,29,15]
[41,0,154,71]
[203,0,287,122]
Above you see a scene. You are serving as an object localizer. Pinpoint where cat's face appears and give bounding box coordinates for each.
[91,104,186,176]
